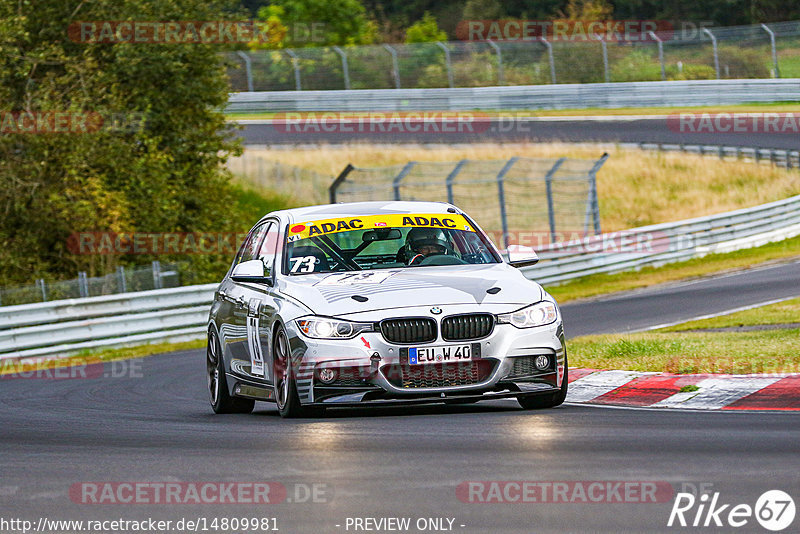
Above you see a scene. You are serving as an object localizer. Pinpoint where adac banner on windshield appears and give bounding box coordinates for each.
[287,214,475,241]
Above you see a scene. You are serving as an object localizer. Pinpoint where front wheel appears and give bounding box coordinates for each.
[517,353,568,410]
[273,325,323,418]
[207,330,254,414]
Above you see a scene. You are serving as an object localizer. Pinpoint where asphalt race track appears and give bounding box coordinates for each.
[2,261,800,533]
[2,119,798,534]
[237,117,800,149]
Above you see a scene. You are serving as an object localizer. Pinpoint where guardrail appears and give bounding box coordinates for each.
[0,284,216,361]
[521,193,800,285]
[3,192,799,361]
[631,143,800,169]
[227,79,800,113]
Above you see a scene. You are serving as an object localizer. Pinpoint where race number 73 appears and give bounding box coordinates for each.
[290,256,317,273]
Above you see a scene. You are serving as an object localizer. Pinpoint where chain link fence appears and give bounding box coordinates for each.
[226,21,800,92]
[330,155,608,249]
[0,262,181,307]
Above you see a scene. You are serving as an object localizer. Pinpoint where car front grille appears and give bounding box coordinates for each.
[441,313,494,341]
[382,360,495,389]
[380,318,437,344]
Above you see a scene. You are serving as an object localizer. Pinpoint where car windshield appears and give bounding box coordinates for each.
[284,213,501,275]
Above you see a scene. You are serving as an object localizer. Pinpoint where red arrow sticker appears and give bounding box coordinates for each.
[361,337,371,349]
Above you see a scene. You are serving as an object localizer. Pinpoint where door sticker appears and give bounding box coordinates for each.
[246,315,265,377]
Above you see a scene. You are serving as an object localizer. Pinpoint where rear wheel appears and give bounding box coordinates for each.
[517,353,568,410]
[207,330,255,414]
[273,326,324,418]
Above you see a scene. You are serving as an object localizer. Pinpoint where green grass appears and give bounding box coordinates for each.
[661,297,800,331]
[546,234,800,303]
[226,101,800,120]
[568,289,800,374]
[569,329,800,374]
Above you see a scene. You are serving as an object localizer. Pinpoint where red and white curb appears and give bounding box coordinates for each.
[565,369,800,411]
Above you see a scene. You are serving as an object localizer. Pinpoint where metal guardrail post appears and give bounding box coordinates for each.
[392,162,416,201]
[445,159,468,204]
[544,158,566,243]
[599,38,609,83]
[332,46,351,90]
[435,41,454,88]
[383,44,401,89]
[486,40,504,85]
[329,164,354,203]
[78,272,88,298]
[584,153,609,236]
[284,49,302,91]
[541,38,556,84]
[495,157,518,249]
[648,31,666,81]
[37,279,47,302]
[152,261,162,290]
[117,266,127,293]
[761,24,780,78]
[235,51,254,92]
[703,28,720,79]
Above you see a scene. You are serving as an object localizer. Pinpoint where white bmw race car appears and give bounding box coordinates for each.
[207,201,567,417]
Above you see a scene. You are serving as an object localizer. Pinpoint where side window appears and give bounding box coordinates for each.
[236,222,269,265]
[257,222,279,276]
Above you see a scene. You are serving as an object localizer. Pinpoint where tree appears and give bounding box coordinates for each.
[405,12,447,43]
[258,0,378,47]
[0,0,246,285]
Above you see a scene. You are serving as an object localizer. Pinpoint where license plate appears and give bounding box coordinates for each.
[409,345,472,365]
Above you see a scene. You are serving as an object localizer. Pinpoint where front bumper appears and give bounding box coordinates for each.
[285,311,566,406]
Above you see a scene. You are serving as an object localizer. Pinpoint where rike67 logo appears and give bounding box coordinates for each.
[668,489,795,531]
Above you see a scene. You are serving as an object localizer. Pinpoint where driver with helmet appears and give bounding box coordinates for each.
[403,227,452,265]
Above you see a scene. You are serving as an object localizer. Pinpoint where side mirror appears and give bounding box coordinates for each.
[231,259,271,284]
[508,251,539,268]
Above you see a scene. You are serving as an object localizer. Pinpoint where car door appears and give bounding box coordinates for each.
[225,220,271,380]
[253,222,282,385]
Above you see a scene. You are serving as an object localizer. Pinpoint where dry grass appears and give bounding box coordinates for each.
[244,143,800,231]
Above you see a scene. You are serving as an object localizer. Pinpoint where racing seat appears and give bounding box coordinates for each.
[289,245,331,271]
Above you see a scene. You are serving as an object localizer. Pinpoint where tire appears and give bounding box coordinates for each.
[517,353,569,410]
[273,325,323,418]
[207,330,255,414]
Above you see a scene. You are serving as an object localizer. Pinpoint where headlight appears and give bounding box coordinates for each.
[496,301,558,328]
[295,317,374,339]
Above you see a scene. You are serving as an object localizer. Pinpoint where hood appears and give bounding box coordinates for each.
[275,264,544,317]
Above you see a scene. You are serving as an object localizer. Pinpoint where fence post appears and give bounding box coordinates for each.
[78,271,88,298]
[599,38,609,82]
[495,157,518,250]
[332,46,351,90]
[761,24,780,78]
[445,159,468,204]
[37,278,47,302]
[117,266,127,293]
[235,51,254,92]
[544,158,566,243]
[152,260,162,290]
[541,38,556,83]
[284,49,302,90]
[486,39,504,85]
[392,162,416,201]
[383,44,401,88]
[648,31,666,81]
[702,28,720,79]
[435,41,454,88]
[329,163,354,203]
[584,153,609,236]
